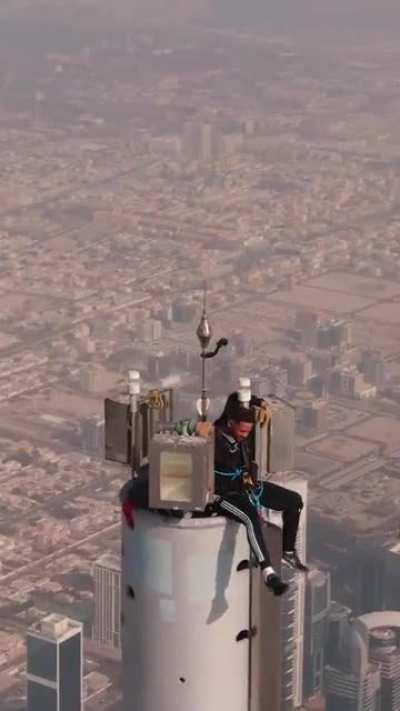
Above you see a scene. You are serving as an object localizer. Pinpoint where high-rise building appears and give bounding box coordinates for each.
[310,351,336,377]
[300,401,328,433]
[182,121,221,163]
[80,363,106,393]
[308,375,326,399]
[359,611,400,711]
[331,320,352,348]
[231,331,253,358]
[147,351,170,379]
[172,298,197,323]
[369,628,400,711]
[139,318,162,343]
[317,326,332,350]
[328,366,376,399]
[324,664,381,711]
[384,541,400,610]
[285,356,313,387]
[81,415,104,457]
[315,320,352,350]
[27,614,83,711]
[360,350,386,390]
[303,569,331,700]
[295,311,320,347]
[324,610,381,711]
[253,367,289,401]
[93,554,121,652]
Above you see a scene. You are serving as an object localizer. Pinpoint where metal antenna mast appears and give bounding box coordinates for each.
[196,284,228,422]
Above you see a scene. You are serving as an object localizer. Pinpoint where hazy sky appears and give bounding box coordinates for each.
[3,0,400,33]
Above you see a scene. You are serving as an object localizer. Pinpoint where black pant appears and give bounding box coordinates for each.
[217,482,303,569]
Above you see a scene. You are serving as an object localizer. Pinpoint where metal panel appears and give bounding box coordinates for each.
[254,402,295,475]
[104,399,131,464]
[134,389,175,469]
[268,404,295,473]
[148,433,215,511]
[104,389,173,468]
[254,422,269,478]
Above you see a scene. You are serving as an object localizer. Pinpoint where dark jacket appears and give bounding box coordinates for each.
[214,425,252,496]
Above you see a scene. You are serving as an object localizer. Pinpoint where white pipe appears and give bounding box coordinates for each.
[238,377,251,407]
[128,371,140,412]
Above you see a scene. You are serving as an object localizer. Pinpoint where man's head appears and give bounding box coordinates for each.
[226,402,254,441]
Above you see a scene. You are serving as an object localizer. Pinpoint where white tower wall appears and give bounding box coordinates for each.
[266,477,308,709]
[122,511,251,711]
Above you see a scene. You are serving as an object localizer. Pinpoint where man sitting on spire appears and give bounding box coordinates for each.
[212,399,308,596]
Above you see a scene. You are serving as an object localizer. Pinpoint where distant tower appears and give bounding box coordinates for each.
[26,614,83,711]
[93,554,122,652]
[33,91,45,128]
[182,121,219,163]
[200,123,214,161]
[359,611,400,711]
[80,363,105,393]
[369,628,400,711]
[325,611,381,711]
[81,415,104,457]
[360,350,386,390]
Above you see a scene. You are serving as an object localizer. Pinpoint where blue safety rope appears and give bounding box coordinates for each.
[248,482,264,510]
[215,469,265,510]
[214,467,245,480]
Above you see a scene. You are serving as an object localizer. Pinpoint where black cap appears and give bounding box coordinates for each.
[227,402,255,424]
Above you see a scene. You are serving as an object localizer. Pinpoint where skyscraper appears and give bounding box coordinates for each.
[360,350,386,390]
[26,614,83,711]
[369,628,400,711]
[182,121,220,163]
[93,554,121,652]
[358,611,400,711]
[324,611,381,711]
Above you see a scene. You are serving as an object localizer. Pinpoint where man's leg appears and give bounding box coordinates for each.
[260,482,308,572]
[217,493,288,595]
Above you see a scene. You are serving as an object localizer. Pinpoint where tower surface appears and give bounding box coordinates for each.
[122,510,251,711]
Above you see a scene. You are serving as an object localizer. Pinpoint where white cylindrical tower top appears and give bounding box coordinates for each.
[122,511,251,711]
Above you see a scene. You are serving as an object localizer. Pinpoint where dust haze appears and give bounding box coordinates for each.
[1,1,400,710]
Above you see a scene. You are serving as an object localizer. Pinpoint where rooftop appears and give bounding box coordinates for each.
[30,613,82,640]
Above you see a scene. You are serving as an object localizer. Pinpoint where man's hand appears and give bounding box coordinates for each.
[195,421,214,439]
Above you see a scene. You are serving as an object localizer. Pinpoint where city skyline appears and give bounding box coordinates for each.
[1,0,400,709]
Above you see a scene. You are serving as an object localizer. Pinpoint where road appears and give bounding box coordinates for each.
[0,520,120,584]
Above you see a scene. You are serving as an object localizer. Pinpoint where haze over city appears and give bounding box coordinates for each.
[1,0,400,709]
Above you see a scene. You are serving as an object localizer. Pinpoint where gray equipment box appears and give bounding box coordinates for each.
[104,399,131,464]
[149,432,215,511]
[104,389,174,468]
[254,399,295,475]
